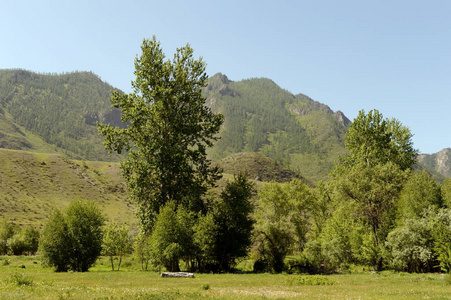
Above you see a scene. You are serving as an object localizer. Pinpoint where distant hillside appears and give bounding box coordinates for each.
[0,70,351,181]
[418,148,451,178]
[0,149,136,228]
[217,152,306,184]
[2,69,447,182]
[205,73,350,181]
[0,69,124,161]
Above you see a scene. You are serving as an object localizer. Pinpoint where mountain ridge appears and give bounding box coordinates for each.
[0,69,448,180]
[0,69,125,161]
[418,148,451,179]
[205,73,349,181]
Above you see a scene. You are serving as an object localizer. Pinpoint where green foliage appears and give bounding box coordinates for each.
[7,225,40,255]
[384,208,451,273]
[39,209,72,272]
[102,221,133,271]
[304,200,382,271]
[40,200,105,272]
[287,275,336,286]
[342,109,418,170]
[146,173,254,273]
[21,226,40,255]
[207,173,255,271]
[134,233,153,271]
[398,170,442,220]
[385,218,437,272]
[436,243,451,274]
[432,209,451,273]
[332,110,416,269]
[309,182,332,236]
[442,178,451,208]
[334,161,407,247]
[148,202,195,272]
[310,203,357,268]
[98,37,223,232]
[7,273,33,286]
[192,212,218,270]
[0,219,16,254]
[253,180,314,272]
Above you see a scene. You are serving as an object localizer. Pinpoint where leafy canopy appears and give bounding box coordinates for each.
[332,109,417,269]
[343,109,417,170]
[98,36,223,232]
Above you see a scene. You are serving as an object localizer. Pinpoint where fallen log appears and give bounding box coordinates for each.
[161,272,194,278]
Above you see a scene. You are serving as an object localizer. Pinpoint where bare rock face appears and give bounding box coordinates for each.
[205,73,231,92]
[334,111,351,127]
[418,148,451,178]
[436,148,451,177]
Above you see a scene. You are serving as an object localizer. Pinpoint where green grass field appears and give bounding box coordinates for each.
[1,256,451,299]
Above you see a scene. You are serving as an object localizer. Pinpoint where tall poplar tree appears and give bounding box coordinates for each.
[333,109,417,269]
[98,36,223,233]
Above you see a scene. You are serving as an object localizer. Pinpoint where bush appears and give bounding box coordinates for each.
[287,275,336,286]
[7,235,26,255]
[21,226,40,255]
[6,226,40,255]
[40,200,105,272]
[253,258,270,273]
[0,219,16,255]
[385,218,436,273]
[7,273,33,286]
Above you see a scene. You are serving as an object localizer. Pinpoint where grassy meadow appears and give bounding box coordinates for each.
[0,149,137,228]
[1,256,451,299]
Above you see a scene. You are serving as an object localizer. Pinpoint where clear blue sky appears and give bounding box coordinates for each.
[1,0,449,154]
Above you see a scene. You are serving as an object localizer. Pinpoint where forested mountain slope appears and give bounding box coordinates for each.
[0,70,350,181]
[205,73,350,181]
[0,69,124,161]
[2,70,446,182]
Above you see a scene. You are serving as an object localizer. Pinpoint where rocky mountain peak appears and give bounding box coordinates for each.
[334,110,351,127]
[436,148,451,177]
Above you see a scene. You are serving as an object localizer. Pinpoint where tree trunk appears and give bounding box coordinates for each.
[110,256,115,271]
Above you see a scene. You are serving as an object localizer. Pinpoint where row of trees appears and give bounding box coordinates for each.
[6,167,451,274]
[35,168,451,274]
[0,220,39,256]
[98,37,451,274]
[255,171,451,273]
[132,173,253,272]
[32,171,252,273]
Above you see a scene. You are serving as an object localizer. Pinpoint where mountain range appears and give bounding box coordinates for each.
[0,69,448,182]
